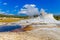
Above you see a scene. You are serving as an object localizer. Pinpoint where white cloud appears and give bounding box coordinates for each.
[3,2,7,5]
[19,11,27,13]
[18,4,39,16]
[24,4,36,8]
[30,4,36,7]
[23,4,29,8]
[0,11,14,15]
[0,11,6,14]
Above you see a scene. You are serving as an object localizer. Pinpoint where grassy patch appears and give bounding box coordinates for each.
[0,18,24,22]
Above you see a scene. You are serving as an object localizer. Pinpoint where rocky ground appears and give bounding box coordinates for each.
[0,28,60,40]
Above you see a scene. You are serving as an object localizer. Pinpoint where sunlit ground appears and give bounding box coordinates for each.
[0,28,60,40]
[0,18,24,22]
[0,18,60,40]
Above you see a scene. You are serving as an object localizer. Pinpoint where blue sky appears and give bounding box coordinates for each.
[0,0,60,15]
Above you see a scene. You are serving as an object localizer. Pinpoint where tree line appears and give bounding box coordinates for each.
[54,15,60,20]
[0,14,60,20]
[0,14,28,19]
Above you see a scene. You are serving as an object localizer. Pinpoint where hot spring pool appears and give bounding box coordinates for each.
[0,25,21,32]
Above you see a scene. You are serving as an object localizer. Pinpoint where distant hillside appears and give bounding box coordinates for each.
[0,14,28,19]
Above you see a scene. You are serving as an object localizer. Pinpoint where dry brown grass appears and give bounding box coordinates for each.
[0,18,24,22]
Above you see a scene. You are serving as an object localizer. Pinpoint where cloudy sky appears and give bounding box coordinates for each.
[0,0,60,15]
